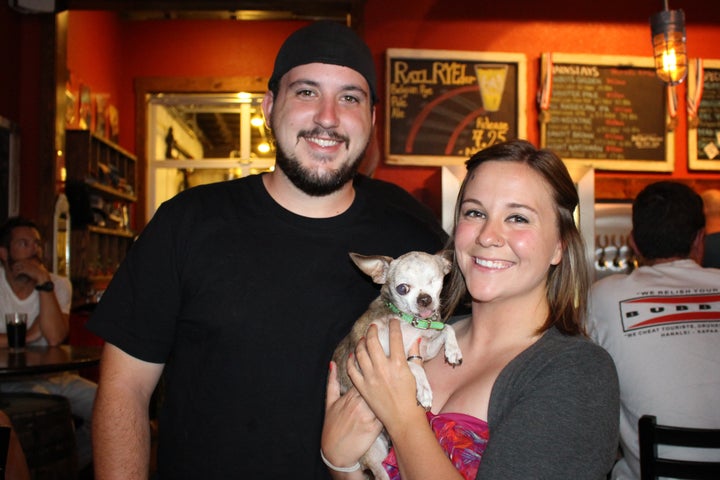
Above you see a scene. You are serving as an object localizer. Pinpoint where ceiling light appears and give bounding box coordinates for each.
[650,1,687,85]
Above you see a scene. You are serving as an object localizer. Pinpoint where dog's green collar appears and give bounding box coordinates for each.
[386,302,445,330]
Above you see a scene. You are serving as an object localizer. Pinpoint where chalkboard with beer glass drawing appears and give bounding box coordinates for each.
[539,53,674,172]
[688,59,720,171]
[386,49,527,166]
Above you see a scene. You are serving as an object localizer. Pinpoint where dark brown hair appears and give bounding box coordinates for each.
[632,181,704,261]
[0,216,39,250]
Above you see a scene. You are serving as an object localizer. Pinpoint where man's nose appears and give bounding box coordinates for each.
[313,98,340,129]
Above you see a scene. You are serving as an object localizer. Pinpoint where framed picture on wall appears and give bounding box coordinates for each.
[688,58,720,171]
[539,53,674,172]
[78,84,92,130]
[385,49,527,166]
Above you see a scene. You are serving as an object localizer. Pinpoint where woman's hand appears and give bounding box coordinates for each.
[348,319,426,436]
[321,360,383,472]
[349,321,463,480]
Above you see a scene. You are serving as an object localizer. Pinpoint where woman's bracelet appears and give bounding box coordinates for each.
[320,449,361,473]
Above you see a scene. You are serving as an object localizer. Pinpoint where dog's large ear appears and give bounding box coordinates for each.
[437,249,454,275]
[349,252,393,284]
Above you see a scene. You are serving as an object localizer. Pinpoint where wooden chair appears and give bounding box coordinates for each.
[639,415,720,479]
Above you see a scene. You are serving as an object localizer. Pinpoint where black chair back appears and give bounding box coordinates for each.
[639,414,720,480]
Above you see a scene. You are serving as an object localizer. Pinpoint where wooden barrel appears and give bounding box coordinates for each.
[1,392,78,480]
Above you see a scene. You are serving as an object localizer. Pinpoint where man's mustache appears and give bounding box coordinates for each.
[297,128,349,146]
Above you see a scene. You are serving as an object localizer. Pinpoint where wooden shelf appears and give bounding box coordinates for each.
[65,129,137,196]
[65,129,137,308]
[85,182,137,202]
[87,225,135,238]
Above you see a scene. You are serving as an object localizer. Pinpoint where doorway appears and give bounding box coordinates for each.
[136,76,272,227]
[146,92,275,219]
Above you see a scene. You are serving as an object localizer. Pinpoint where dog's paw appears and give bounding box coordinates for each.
[444,345,463,366]
[415,377,433,409]
[362,435,391,480]
[417,384,433,410]
[409,363,433,409]
[369,465,391,480]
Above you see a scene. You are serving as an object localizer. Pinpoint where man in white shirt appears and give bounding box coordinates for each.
[0,216,96,471]
[587,181,720,479]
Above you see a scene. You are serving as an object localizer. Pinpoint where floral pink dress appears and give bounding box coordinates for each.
[382,411,490,480]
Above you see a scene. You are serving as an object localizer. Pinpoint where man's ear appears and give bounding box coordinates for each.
[628,232,648,267]
[628,231,641,258]
[261,91,274,129]
[690,229,705,265]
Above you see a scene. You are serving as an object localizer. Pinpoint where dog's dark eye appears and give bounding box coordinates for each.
[396,284,410,295]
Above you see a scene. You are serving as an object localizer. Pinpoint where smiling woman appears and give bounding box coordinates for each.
[322,139,620,480]
[453,159,563,308]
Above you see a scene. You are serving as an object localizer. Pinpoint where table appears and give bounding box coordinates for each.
[0,345,103,478]
[0,345,102,379]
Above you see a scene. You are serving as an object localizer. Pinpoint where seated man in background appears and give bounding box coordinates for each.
[701,189,720,268]
[586,181,720,479]
[0,216,96,472]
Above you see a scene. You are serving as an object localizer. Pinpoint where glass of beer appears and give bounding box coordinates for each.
[474,64,508,113]
[5,313,28,353]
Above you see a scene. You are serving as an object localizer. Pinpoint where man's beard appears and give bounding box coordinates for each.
[272,127,369,197]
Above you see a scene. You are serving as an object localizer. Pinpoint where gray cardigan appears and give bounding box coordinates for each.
[477,327,620,479]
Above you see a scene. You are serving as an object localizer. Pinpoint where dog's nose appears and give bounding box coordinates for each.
[417,293,432,308]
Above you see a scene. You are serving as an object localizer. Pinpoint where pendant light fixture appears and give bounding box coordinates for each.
[649,0,688,85]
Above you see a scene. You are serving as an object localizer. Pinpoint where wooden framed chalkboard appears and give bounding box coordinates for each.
[688,59,720,171]
[539,53,674,172]
[386,49,527,166]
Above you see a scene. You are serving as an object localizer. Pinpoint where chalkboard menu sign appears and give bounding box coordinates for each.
[688,59,720,171]
[386,49,526,166]
[540,53,674,172]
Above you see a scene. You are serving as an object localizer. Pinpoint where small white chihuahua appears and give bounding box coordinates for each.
[331,250,463,480]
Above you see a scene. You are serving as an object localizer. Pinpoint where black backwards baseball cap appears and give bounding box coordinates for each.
[268,21,378,104]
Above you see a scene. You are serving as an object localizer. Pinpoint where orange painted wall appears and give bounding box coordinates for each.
[65,0,720,219]
[67,11,121,107]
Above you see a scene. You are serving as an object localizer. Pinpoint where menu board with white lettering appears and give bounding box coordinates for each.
[540,53,674,172]
[386,49,527,166]
[688,59,720,171]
